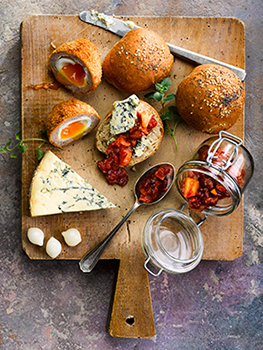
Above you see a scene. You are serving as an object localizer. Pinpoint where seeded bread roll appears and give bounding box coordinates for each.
[176,64,245,133]
[96,100,163,167]
[102,28,174,93]
[46,99,100,147]
[49,38,102,94]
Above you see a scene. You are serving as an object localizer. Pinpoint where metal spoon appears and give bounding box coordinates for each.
[79,163,175,273]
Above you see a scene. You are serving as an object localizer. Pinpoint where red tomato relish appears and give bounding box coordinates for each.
[137,165,172,203]
[97,111,157,186]
[181,145,245,212]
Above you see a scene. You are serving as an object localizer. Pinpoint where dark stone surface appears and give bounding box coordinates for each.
[0,0,262,349]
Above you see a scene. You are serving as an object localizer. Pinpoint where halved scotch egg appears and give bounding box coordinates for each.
[46,99,100,147]
[49,38,102,94]
[54,57,87,87]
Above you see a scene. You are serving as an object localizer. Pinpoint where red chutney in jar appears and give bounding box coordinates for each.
[181,145,245,212]
[137,165,172,203]
[97,111,157,186]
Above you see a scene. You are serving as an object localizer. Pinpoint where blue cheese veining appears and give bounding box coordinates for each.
[110,94,140,136]
[30,151,115,217]
[133,135,153,157]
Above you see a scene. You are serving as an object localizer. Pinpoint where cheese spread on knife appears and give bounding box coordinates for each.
[30,151,115,217]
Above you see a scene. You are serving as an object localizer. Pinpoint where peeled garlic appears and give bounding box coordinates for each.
[46,237,62,259]
[27,227,44,246]
[61,228,82,247]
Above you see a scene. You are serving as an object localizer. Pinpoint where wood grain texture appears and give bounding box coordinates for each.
[21,15,245,338]
[108,246,155,338]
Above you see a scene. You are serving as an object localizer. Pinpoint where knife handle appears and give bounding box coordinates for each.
[167,43,246,81]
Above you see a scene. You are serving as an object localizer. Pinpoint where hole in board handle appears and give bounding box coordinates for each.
[126,315,135,326]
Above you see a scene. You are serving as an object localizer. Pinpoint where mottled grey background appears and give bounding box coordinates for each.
[0,0,262,349]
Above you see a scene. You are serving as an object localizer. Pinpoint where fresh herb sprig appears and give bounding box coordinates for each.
[0,131,48,160]
[145,78,182,149]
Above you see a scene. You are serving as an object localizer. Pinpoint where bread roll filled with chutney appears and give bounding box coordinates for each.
[46,99,100,147]
[96,95,163,186]
[49,39,102,94]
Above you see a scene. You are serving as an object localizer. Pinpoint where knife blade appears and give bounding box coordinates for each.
[80,10,140,37]
[79,10,246,81]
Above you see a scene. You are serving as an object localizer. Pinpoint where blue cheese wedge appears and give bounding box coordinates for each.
[30,151,115,217]
[110,94,140,136]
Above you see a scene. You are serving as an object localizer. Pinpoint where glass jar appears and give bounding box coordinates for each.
[175,131,254,216]
[141,131,254,277]
[141,208,204,276]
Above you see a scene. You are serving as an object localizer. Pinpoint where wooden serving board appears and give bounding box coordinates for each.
[21,15,245,338]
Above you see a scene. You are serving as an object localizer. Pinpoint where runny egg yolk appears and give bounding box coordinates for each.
[60,63,86,86]
[61,121,87,140]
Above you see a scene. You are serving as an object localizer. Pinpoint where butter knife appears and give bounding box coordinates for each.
[79,10,246,81]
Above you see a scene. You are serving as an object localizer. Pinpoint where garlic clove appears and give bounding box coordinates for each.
[46,237,62,259]
[27,227,44,246]
[61,228,82,247]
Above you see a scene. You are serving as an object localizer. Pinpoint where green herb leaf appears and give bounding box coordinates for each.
[37,147,44,160]
[155,83,166,93]
[18,144,28,153]
[15,131,22,140]
[160,77,171,89]
[144,92,156,100]
[153,92,164,102]
[163,94,176,102]
[1,131,48,160]
[143,77,181,150]
[4,140,12,149]
[161,109,174,120]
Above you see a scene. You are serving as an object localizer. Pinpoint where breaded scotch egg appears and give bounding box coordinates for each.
[49,38,102,94]
[46,98,100,147]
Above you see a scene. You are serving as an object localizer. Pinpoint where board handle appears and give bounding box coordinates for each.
[108,249,155,338]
